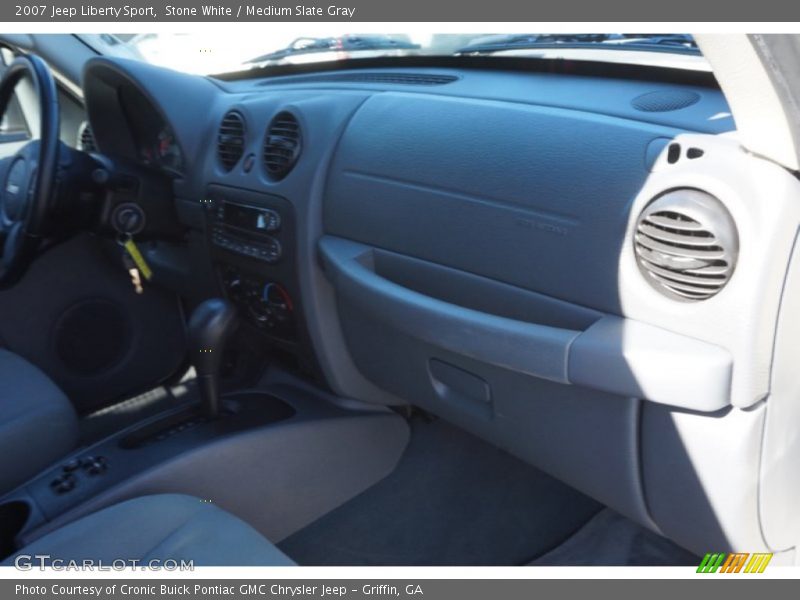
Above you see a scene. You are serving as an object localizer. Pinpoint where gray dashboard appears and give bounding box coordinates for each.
[82,56,800,561]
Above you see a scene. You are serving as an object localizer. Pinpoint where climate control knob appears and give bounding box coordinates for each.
[262,283,292,323]
[225,276,243,301]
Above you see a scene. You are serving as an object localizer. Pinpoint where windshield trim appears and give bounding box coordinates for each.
[457,42,701,57]
[454,34,699,56]
[210,54,720,89]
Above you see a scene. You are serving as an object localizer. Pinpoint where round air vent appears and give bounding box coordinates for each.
[632,90,701,112]
[263,111,302,180]
[217,111,246,171]
[77,121,96,152]
[633,189,738,301]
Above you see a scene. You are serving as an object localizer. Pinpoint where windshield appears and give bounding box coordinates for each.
[79,33,709,76]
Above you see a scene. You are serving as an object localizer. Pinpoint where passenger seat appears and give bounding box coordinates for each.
[0,349,77,493]
[2,494,295,566]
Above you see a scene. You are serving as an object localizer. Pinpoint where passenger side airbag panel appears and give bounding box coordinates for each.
[324,92,683,314]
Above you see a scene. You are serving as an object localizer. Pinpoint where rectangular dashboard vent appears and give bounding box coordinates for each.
[259,72,459,87]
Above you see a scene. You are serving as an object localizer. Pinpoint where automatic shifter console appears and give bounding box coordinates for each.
[187,298,239,418]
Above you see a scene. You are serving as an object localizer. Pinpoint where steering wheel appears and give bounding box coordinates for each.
[0,54,60,288]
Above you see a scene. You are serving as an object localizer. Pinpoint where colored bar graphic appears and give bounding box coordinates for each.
[697,553,726,573]
[698,552,773,573]
[743,553,773,573]
[720,553,749,573]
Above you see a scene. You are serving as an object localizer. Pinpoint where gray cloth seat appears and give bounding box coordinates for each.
[0,349,77,493]
[3,494,296,566]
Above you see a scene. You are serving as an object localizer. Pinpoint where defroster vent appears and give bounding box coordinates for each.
[259,72,459,86]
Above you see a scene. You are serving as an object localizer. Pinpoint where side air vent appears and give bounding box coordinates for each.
[77,122,96,152]
[263,111,302,180]
[633,189,738,301]
[259,72,459,86]
[632,90,701,112]
[217,111,246,171]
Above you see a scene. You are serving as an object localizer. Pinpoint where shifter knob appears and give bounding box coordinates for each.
[187,298,238,418]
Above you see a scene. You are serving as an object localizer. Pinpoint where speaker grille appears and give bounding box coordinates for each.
[54,299,132,376]
[632,90,701,112]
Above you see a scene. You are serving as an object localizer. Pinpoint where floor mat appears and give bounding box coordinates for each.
[530,508,699,566]
[279,415,602,565]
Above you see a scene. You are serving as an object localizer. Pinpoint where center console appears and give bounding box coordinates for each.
[0,377,408,556]
[12,392,294,525]
[204,185,296,336]
[203,184,321,380]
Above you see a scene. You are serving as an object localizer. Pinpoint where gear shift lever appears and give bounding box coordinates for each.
[187,298,238,418]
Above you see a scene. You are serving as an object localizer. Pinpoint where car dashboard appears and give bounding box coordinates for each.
[79,55,800,560]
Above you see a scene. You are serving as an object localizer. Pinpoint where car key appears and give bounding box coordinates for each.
[118,234,153,281]
[121,251,143,294]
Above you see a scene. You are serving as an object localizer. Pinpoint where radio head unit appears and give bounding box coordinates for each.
[216,201,281,234]
[208,198,286,264]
